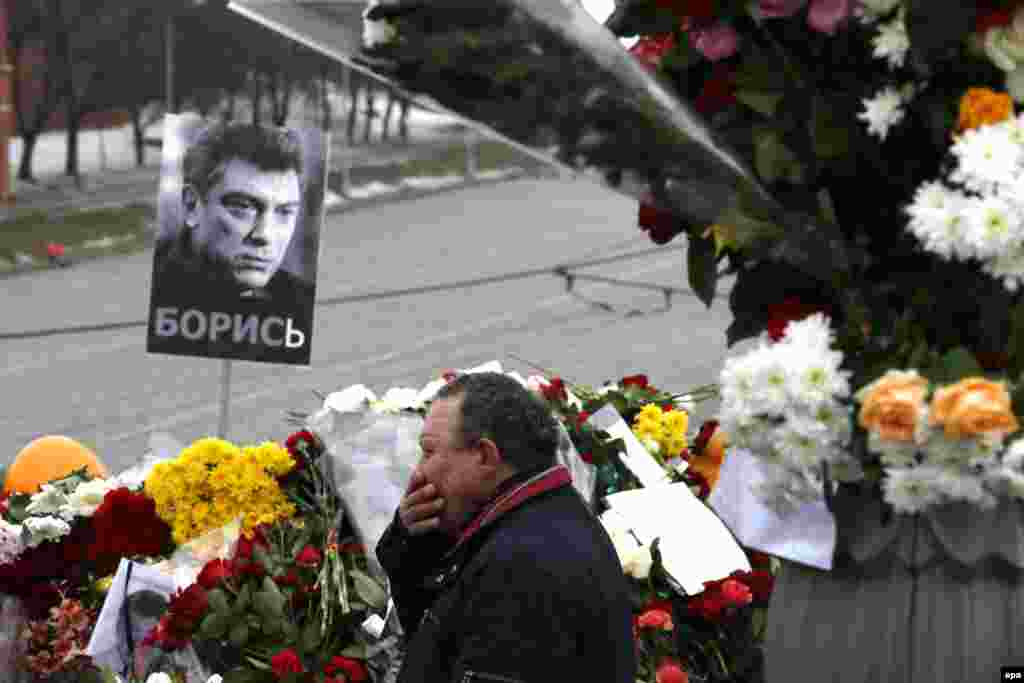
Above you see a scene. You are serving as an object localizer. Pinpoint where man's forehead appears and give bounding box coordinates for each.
[217,159,301,200]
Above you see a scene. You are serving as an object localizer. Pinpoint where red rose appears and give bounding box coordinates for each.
[731,568,775,602]
[575,410,591,427]
[271,648,304,678]
[540,377,569,402]
[168,584,209,627]
[325,655,369,682]
[637,608,674,631]
[656,658,690,683]
[579,451,595,464]
[196,558,233,590]
[765,297,830,341]
[976,6,1013,34]
[629,34,677,70]
[234,527,269,560]
[89,487,172,561]
[295,544,322,567]
[638,201,684,244]
[621,374,649,389]
[720,578,753,607]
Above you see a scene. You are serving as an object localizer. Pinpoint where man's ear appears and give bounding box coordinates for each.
[476,437,503,472]
[182,185,201,229]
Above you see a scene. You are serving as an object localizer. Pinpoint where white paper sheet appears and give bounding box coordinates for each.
[707,448,837,570]
[604,483,750,595]
[587,404,672,489]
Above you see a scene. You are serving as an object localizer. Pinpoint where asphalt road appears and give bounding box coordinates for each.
[1,177,737,474]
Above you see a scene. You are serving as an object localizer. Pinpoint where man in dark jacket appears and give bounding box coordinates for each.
[376,372,636,683]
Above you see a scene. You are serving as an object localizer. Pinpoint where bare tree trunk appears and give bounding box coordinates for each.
[382,91,396,141]
[130,104,146,167]
[399,98,410,140]
[17,133,39,182]
[223,90,237,122]
[320,67,331,131]
[250,73,263,125]
[347,70,358,144]
[64,110,81,179]
[363,83,377,144]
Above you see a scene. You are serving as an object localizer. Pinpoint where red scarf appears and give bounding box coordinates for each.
[449,464,571,554]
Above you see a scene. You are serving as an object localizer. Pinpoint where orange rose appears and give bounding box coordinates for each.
[956,87,1014,133]
[856,370,930,442]
[929,377,1020,439]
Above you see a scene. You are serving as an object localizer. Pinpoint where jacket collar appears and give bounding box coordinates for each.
[447,464,571,556]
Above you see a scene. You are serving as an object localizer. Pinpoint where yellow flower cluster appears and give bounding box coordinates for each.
[144,437,297,545]
[632,404,689,459]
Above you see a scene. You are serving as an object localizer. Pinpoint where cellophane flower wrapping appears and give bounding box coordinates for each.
[307,400,423,579]
[0,594,30,683]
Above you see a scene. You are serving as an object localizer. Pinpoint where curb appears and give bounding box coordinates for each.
[0,165,557,279]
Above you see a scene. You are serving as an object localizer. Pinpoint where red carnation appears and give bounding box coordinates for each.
[196,558,233,590]
[688,589,727,621]
[271,648,304,678]
[325,655,369,682]
[575,410,591,428]
[295,545,322,567]
[765,297,831,341]
[579,451,595,464]
[540,377,568,402]
[638,201,684,244]
[621,374,650,389]
[89,487,172,561]
[637,608,674,631]
[656,658,690,683]
[720,578,753,607]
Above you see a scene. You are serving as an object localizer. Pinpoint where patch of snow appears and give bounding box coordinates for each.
[345,181,400,200]
[78,234,137,250]
[402,174,463,190]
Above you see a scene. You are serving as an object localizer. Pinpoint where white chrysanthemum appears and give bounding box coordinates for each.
[985,244,1024,292]
[751,466,824,516]
[935,468,999,508]
[362,1,397,48]
[25,484,68,516]
[0,520,24,565]
[828,456,866,483]
[883,466,949,513]
[372,386,422,414]
[1003,438,1024,470]
[951,123,1020,192]
[906,186,973,260]
[778,313,835,353]
[961,195,1022,260]
[23,516,72,549]
[857,0,901,22]
[859,86,907,139]
[921,431,998,468]
[61,477,118,519]
[146,674,174,683]
[873,15,910,69]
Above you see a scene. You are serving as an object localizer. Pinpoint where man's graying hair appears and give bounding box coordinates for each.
[436,372,560,472]
[183,123,303,199]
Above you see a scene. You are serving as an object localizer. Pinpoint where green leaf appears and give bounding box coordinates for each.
[940,347,985,382]
[687,232,718,308]
[252,587,284,620]
[300,618,323,653]
[735,89,783,117]
[753,128,804,184]
[282,619,300,643]
[351,568,388,611]
[812,96,850,159]
[229,620,250,648]
[208,588,230,616]
[817,190,838,226]
[1008,299,1024,377]
[233,582,252,615]
[341,643,369,659]
[199,611,230,640]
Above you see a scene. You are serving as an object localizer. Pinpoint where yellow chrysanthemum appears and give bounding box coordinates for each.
[662,409,689,438]
[143,437,296,545]
[637,404,664,422]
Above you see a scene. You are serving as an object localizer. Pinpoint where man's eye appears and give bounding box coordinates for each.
[276,206,298,218]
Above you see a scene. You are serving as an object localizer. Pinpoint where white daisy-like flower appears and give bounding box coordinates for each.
[952,123,1020,192]
[906,185,973,261]
[856,0,901,23]
[962,195,1022,260]
[859,86,907,140]
[934,468,999,508]
[23,516,72,549]
[986,246,1024,291]
[883,466,949,513]
[779,313,835,354]
[25,484,69,517]
[146,674,174,683]
[61,478,118,519]
[872,15,910,69]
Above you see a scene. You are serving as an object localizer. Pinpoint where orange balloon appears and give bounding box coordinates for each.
[3,436,108,494]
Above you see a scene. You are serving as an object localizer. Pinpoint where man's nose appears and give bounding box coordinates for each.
[245,213,270,245]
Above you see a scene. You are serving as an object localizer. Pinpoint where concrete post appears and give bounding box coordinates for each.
[0,0,13,203]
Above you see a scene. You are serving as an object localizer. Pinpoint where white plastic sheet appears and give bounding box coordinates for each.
[707,448,837,571]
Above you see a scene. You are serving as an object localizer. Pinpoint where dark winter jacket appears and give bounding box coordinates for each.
[376,464,636,683]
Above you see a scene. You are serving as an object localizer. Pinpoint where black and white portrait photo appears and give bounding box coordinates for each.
[146,114,328,365]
